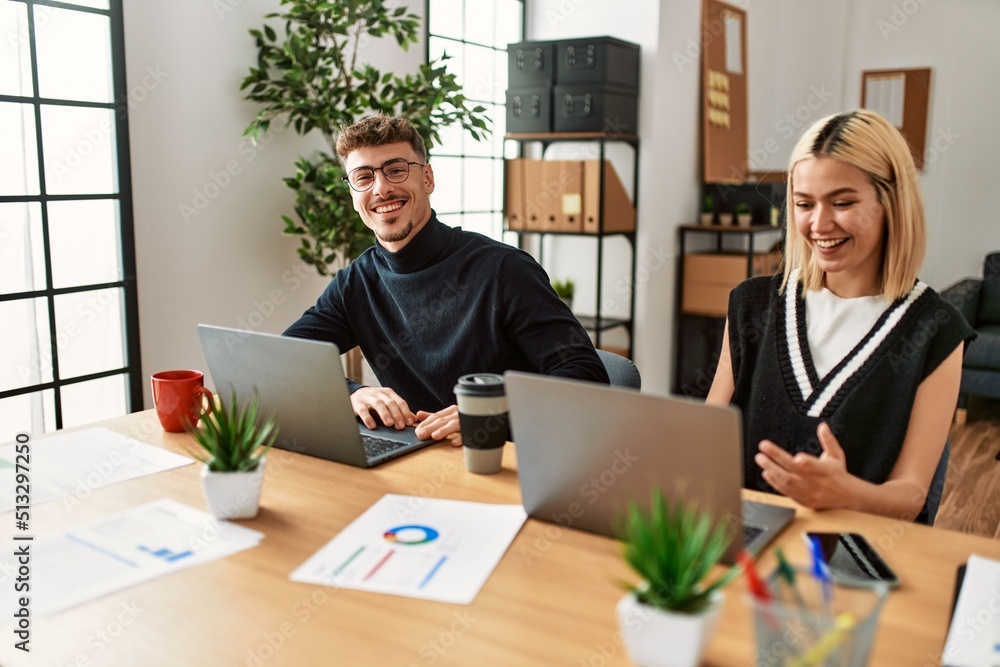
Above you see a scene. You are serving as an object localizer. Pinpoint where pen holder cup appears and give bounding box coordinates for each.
[748,569,889,667]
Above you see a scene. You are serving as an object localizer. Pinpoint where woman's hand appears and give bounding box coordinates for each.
[754,422,853,510]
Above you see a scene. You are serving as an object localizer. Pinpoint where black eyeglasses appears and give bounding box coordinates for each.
[344,158,425,192]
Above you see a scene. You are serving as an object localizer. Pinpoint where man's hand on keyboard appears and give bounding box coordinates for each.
[350,387,415,430]
[415,405,462,446]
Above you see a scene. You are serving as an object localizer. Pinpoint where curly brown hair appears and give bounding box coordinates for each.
[335,116,427,163]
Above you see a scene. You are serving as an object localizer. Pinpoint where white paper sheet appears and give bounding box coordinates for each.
[942,554,1000,667]
[864,73,905,128]
[724,12,743,75]
[0,427,193,512]
[291,494,527,604]
[0,499,263,618]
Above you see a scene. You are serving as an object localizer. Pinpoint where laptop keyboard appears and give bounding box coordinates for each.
[744,523,766,546]
[362,434,409,460]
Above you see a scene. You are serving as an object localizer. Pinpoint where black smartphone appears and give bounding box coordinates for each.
[804,532,901,588]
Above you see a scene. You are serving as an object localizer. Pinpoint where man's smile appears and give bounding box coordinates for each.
[373,199,407,215]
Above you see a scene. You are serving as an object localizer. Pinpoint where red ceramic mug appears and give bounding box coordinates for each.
[151,370,214,433]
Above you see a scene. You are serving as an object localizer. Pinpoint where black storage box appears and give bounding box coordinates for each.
[508,40,557,87]
[555,37,640,90]
[506,86,552,134]
[552,84,637,134]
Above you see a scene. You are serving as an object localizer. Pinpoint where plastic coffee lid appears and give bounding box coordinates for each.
[454,373,505,396]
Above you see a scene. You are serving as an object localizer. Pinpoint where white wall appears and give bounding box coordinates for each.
[747,0,849,173]
[122,0,424,406]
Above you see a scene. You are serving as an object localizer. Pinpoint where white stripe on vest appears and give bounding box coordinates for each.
[804,281,928,417]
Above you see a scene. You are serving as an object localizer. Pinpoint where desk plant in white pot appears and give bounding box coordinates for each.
[616,489,739,667]
[188,392,278,520]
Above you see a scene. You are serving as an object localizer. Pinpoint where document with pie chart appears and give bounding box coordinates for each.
[290,494,527,604]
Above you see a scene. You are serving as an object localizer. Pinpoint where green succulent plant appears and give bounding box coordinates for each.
[735,202,751,214]
[618,489,739,614]
[551,278,575,300]
[702,194,714,214]
[187,391,279,473]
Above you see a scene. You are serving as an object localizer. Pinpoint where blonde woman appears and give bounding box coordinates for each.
[708,110,975,522]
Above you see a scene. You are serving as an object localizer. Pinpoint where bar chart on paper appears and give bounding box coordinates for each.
[291,495,527,604]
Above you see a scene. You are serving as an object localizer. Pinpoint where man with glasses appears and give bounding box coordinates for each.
[285,115,608,445]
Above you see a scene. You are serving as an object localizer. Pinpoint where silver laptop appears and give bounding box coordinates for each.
[504,372,795,564]
[197,325,434,467]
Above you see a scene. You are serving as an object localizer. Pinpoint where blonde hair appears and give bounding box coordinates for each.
[783,109,925,301]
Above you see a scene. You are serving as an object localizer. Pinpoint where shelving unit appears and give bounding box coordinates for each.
[504,132,639,358]
[673,223,784,397]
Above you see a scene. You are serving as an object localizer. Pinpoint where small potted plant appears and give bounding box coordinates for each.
[187,390,278,520]
[552,278,576,311]
[615,489,739,667]
[700,194,715,225]
[734,202,752,227]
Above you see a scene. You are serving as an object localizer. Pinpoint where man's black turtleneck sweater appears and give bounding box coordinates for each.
[284,213,609,412]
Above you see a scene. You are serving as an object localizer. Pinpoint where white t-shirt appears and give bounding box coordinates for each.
[805,287,891,379]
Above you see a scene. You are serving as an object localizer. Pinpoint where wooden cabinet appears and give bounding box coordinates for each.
[673,224,783,397]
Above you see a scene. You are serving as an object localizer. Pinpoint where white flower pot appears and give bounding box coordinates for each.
[735,212,752,227]
[699,212,714,225]
[200,457,265,520]
[616,589,724,667]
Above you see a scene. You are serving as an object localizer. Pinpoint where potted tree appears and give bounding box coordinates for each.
[187,391,279,520]
[552,278,576,311]
[734,202,752,227]
[615,489,739,667]
[700,195,715,225]
[240,0,491,276]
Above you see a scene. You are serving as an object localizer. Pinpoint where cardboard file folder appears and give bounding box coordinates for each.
[522,159,545,231]
[505,159,526,230]
[583,160,635,234]
[540,161,567,232]
[542,160,584,232]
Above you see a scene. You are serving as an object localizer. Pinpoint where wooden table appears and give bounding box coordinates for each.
[2,410,997,666]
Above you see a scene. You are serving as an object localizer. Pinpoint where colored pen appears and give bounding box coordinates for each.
[790,612,856,667]
[739,549,779,630]
[774,547,808,606]
[806,534,833,611]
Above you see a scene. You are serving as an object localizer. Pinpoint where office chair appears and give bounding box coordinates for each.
[917,439,950,525]
[596,350,641,389]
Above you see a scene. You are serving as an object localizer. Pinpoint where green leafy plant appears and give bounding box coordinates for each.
[734,202,751,214]
[618,489,739,614]
[701,194,714,214]
[551,278,575,301]
[187,391,279,473]
[241,0,491,275]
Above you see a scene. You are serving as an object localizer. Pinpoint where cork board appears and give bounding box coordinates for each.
[701,0,748,184]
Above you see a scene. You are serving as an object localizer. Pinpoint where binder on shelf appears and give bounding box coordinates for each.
[505,159,526,230]
[583,160,635,234]
[539,161,566,232]
[522,159,545,231]
[555,160,584,232]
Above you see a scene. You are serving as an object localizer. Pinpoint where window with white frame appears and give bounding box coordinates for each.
[426,0,523,241]
[0,0,141,433]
